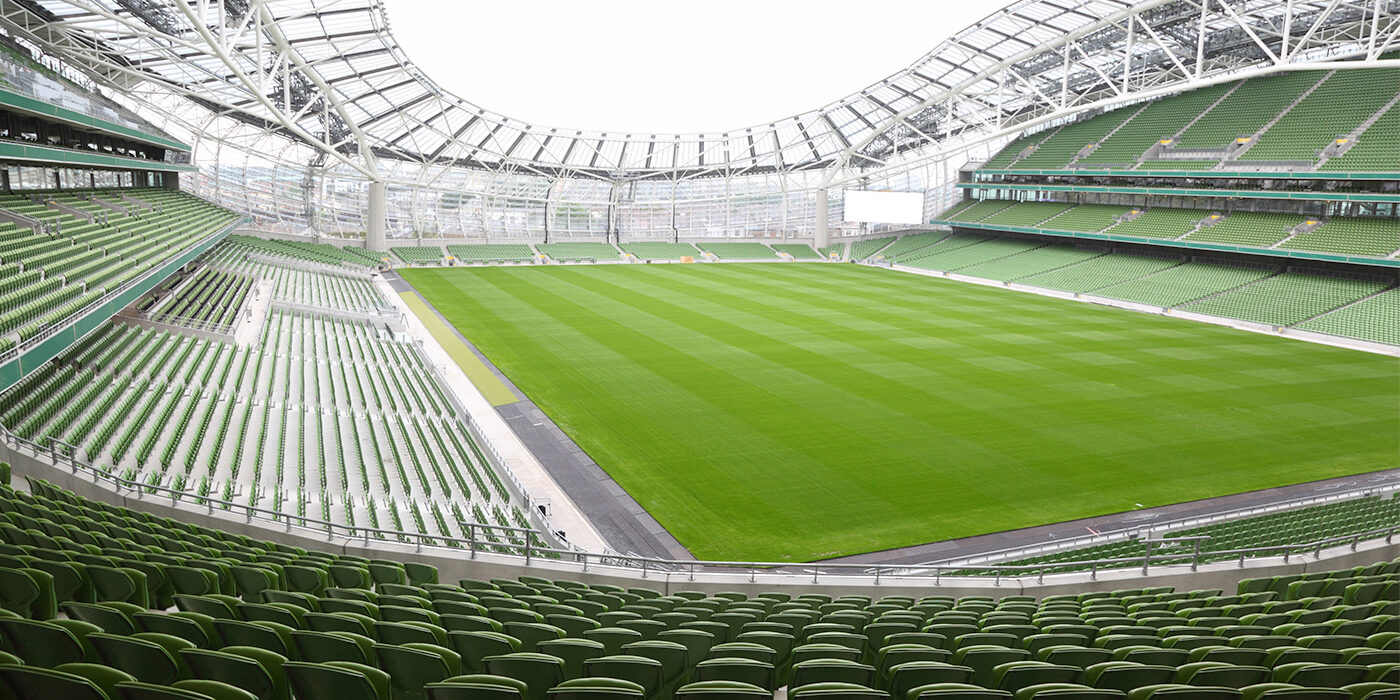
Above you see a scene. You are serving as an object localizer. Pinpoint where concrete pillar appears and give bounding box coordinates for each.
[813,188,830,249]
[367,180,387,251]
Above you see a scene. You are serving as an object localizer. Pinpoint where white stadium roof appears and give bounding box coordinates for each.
[6,0,1396,183]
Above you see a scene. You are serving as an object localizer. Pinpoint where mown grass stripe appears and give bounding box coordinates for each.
[401,264,1398,562]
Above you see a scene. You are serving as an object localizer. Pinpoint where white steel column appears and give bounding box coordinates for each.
[814,188,830,248]
[367,180,387,250]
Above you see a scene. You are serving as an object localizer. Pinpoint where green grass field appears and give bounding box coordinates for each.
[401,263,1399,562]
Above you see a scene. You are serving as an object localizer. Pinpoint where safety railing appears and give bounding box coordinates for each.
[5,421,1396,587]
[406,335,573,553]
[933,479,1400,568]
[139,310,235,336]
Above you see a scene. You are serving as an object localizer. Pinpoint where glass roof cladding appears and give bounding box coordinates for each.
[12,0,1397,181]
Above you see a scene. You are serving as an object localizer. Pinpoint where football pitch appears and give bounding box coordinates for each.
[401,263,1398,562]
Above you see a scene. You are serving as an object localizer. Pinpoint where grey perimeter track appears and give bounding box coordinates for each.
[389,269,1400,566]
[385,270,693,561]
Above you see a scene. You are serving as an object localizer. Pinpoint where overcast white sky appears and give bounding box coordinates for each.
[385,0,1014,134]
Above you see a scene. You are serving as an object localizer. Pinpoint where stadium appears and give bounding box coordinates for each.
[0,0,1395,698]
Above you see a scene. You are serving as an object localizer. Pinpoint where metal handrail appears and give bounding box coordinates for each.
[931,479,1400,568]
[7,422,1397,585]
[141,311,235,336]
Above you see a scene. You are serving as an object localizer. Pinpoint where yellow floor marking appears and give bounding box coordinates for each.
[399,291,517,406]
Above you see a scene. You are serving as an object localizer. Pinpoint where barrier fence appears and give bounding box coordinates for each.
[3,423,1396,587]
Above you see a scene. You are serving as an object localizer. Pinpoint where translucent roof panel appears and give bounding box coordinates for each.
[15,0,1393,180]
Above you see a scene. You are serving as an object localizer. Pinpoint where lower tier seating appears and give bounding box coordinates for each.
[970,493,1400,576]
[1016,254,1183,294]
[849,238,896,261]
[1296,288,1400,346]
[391,247,446,264]
[618,243,702,261]
[1085,262,1272,307]
[536,243,621,262]
[902,238,1048,273]
[881,233,949,262]
[139,268,255,330]
[446,245,536,264]
[0,479,1394,700]
[696,243,779,260]
[0,238,546,553]
[936,200,1400,260]
[770,245,822,260]
[1182,274,1386,326]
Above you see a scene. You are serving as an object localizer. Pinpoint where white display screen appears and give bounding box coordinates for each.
[843,190,925,225]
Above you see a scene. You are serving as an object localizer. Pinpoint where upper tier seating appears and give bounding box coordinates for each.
[0,478,1394,700]
[0,189,238,347]
[1318,102,1400,172]
[1012,109,1141,170]
[1078,83,1235,166]
[982,132,1051,169]
[1173,72,1326,150]
[1238,70,1396,163]
[978,67,1399,171]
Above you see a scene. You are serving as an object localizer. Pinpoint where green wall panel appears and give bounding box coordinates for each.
[957,182,1400,204]
[0,141,194,172]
